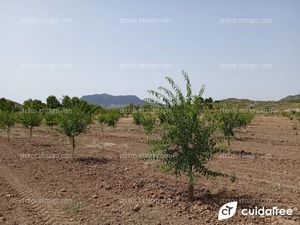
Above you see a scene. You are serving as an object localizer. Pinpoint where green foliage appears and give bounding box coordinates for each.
[62,95,102,116]
[58,108,91,138]
[46,96,62,109]
[132,111,143,128]
[19,110,43,138]
[121,103,138,117]
[140,113,156,137]
[62,96,73,108]
[96,110,121,132]
[23,99,46,111]
[58,108,91,160]
[217,110,254,145]
[44,112,59,129]
[76,100,102,116]
[96,113,107,132]
[157,111,167,124]
[104,110,121,127]
[0,111,17,141]
[146,71,225,201]
[0,98,19,112]
[279,110,300,121]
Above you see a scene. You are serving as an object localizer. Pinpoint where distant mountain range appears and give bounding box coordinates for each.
[81,94,145,108]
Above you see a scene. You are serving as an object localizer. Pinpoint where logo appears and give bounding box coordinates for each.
[217,201,294,220]
[218,201,238,220]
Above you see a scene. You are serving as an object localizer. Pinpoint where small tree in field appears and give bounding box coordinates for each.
[19,111,42,139]
[46,95,62,109]
[97,113,107,132]
[140,113,156,140]
[0,111,16,141]
[58,108,91,160]
[132,111,143,129]
[44,112,59,131]
[104,111,120,128]
[146,71,226,202]
[217,110,254,146]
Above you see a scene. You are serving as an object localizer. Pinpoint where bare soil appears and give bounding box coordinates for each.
[0,116,299,225]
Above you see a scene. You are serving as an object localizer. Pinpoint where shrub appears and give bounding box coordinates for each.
[19,110,43,139]
[58,108,91,160]
[0,111,17,141]
[146,71,226,202]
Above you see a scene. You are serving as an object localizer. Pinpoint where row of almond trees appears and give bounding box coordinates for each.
[0,71,255,202]
[0,107,122,159]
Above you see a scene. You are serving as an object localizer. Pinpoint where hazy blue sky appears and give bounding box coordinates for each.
[0,0,299,103]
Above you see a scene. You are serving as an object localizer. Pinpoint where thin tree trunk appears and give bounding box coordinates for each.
[71,136,75,160]
[7,127,10,142]
[228,139,230,146]
[188,178,194,202]
[29,127,33,139]
[187,165,195,202]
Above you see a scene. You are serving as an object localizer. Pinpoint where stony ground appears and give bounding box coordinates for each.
[0,115,299,225]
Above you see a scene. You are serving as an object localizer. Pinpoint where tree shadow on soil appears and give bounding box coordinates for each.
[195,189,269,208]
[75,156,111,165]
[228,150,267,159]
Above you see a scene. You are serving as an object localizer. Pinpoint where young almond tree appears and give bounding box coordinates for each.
[58,108,91,160]
[97,113,107,132]
[132,111,143,129]
[104,110,120,128]
[217,110,254,146]
[0,111,17,141]
[140,113,156,140]
[146,71,226,202]
[44,112,59,131]
[19,110,43,139]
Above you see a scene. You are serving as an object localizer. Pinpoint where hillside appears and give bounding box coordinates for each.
[280,94,300,101]
[81,93,145,108]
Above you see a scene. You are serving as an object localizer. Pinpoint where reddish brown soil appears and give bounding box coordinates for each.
[0,116,299,225]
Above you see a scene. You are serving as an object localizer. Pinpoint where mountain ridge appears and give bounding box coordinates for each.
[81,93,145,107]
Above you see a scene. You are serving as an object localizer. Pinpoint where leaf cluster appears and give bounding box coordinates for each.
[58,108,91,138]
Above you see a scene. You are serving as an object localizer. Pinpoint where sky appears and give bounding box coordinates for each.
[0,0,299,103]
